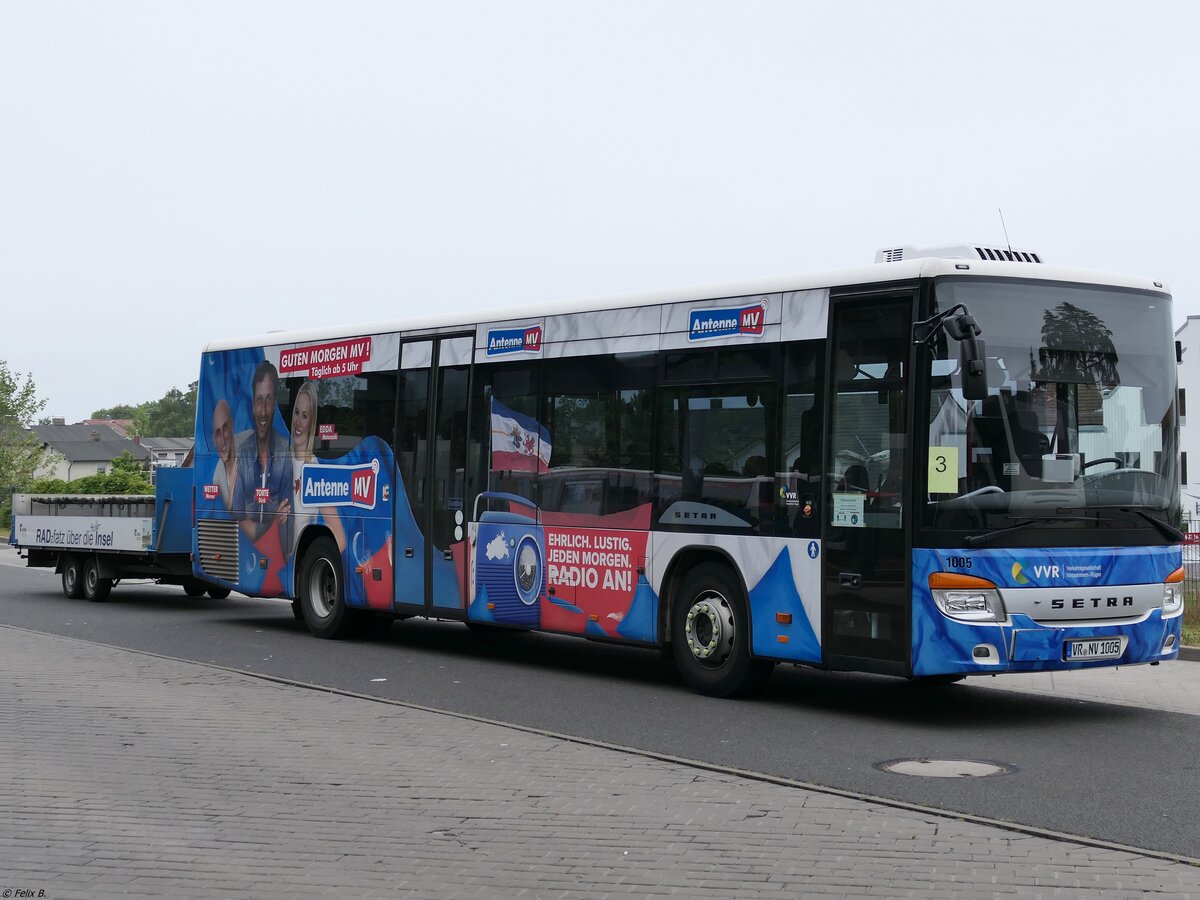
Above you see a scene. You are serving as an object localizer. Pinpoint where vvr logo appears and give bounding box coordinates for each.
[300,460,380,510]
[1012,561,1061,585]
[688,300,769,341]
[487,324,544,355]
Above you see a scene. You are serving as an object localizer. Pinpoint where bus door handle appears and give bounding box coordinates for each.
[443,549,454,561]
[839,573,863,590]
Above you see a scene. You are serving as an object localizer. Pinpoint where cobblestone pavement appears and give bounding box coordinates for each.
[1,627,1198,898]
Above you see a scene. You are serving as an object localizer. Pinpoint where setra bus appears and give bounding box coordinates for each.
[190,243,1185,696]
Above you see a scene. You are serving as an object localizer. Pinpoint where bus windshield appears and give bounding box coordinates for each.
[923,278,1179,534]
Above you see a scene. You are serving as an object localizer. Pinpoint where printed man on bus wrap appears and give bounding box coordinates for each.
[233,361,293,550]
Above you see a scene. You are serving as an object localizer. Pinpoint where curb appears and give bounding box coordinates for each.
[1180,646,1200,662]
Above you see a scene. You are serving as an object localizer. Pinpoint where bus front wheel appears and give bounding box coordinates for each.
[61,555,84,599]
[299,537,354,639]
[671,562,773,698]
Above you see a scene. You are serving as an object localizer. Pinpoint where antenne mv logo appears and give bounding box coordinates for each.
[688,299,769,341]
[301,459,380,510]
[487,323,544,356]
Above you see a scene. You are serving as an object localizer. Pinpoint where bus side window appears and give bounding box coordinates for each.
[467,362,542,515]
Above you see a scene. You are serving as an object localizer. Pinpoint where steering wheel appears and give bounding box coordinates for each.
[1081,457,1122,472]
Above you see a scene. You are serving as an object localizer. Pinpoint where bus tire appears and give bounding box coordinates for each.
[62,555,85,599]
[206,586,231,600]
[671,562,773,698]
[298,537,354,639]
[182,579,207,598]
[83,556,112,602]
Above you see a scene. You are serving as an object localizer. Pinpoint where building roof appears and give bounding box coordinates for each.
[140,437,194,453]
[79,418,135,438]
[30,424,151,463]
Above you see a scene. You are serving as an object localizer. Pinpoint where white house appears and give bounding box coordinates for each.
[1177,317,1200,524]
[30,421,151,482]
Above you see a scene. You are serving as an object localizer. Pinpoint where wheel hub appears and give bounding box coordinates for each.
[685,594,735,665]
[309,559,338,619]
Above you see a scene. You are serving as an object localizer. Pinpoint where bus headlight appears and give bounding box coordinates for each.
[929,572,1006,623]
[1163,567,1185,617]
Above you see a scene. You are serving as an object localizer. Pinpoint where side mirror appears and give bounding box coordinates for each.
[944,311,988,400]
[959,337,989,401]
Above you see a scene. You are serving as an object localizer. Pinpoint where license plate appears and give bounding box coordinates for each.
[1064,637,1125,661]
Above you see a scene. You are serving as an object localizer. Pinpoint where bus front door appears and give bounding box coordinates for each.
[427,335,472,614]
[822,292,914,673]
[393,335,472,616]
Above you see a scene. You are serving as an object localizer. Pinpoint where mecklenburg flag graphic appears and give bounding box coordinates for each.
[490,398,551,474]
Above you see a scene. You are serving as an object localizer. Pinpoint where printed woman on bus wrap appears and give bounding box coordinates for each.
[289,380,347,554]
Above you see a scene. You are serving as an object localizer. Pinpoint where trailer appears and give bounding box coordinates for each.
[8,468,228,601]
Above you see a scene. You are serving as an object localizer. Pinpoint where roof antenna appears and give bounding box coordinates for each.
[998,208,1013,254]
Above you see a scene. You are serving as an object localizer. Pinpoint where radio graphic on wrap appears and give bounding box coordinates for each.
[486,323,544,356]
[687,299,768,341]
[300,459,379,510]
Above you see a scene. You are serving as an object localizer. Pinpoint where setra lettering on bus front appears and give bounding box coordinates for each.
[1051,596,1134,609]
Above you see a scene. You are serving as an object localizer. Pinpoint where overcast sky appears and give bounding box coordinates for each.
[2,1,1196,423]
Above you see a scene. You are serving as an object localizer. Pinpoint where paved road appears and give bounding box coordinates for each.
[2,626,1199,898]
[3,547,1200,864]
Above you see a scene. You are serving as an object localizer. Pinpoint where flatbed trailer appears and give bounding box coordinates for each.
[8,468,228,600]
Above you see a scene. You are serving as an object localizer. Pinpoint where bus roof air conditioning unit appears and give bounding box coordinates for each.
[874,244,1044,264]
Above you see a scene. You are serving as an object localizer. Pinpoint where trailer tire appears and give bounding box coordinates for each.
[83,556,112,602]
[206,586,231,600]
[298,537,354,638]
[61,555,85,599]
[182,579,207,598]
[670,561,773,698]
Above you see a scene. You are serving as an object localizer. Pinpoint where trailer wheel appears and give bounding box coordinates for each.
[61,555,84,599]
[83,556,112,602]
[206,586,231,600]
[670,562,773,698]
[298,537,353,638]
[182,579,207,598]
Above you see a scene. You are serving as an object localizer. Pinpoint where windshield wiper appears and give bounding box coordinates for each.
[1057,505,1185,542]
[964,515,1096,548]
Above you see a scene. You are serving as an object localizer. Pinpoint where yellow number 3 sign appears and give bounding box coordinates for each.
[928,446,959,493]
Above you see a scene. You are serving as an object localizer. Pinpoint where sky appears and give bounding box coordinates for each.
[2,1,1197,423]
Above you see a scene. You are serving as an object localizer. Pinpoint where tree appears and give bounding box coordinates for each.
[27,452,152,496]
[1034,301,1120,388]
[1,361,47,489]
[128,382,197,438]
[90,403,137,419]
[0,360,48,528]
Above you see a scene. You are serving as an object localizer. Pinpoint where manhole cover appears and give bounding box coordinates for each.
[876,758,1014,778]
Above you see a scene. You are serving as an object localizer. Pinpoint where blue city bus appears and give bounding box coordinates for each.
[189,243,1184,696]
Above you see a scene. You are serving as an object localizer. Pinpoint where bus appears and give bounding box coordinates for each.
[190,243,1185,696]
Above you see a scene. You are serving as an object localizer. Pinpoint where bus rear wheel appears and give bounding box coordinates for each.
[207,586,231,600]
[83,556,112,602]
[299,537,354,639]
[61,555,84,599]
[671,562,773,698]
